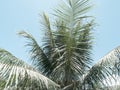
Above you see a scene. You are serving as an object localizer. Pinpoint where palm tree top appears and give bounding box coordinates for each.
[0,0,120,90]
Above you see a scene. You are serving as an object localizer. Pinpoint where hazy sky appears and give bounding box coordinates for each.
[0,0,120,64]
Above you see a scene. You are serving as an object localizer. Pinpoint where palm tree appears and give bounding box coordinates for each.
[0,0,120,90]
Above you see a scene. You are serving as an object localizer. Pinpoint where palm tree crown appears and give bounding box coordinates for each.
[0,0,120,90]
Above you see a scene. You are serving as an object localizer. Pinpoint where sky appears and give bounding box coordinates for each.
[0,0,120,64]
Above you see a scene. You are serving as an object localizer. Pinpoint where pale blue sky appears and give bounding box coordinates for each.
[0,0,120,64]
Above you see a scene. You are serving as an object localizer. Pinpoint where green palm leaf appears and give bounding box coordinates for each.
[54,0,92,25]
[41,13,55,57]
[0,49,59,90]
[83,46,120,89]
[49,0,94,88]
[18,31,52,75]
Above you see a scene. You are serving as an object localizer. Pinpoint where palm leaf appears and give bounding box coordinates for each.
[54,0,92,25]
[0,48,60,90]
[47,0,94,88]
[40,13,55,57]
[83,46,120,89]
[18,31,52,75]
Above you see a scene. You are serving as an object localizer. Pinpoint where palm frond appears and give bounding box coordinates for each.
[47,0,94,88]
[0,48,60,89]
[54,0,92,25]
[74,21,94,68]
[82,46,120,89]
[40,13,55,57]
[18,31,52,75]
[49,25,93,88]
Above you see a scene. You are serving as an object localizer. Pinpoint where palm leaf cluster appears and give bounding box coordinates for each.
[0,0,120,90]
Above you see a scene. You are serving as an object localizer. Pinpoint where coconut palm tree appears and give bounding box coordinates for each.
[0,0,120,90]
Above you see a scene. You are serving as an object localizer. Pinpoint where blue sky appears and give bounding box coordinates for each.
[0,0,120,64]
